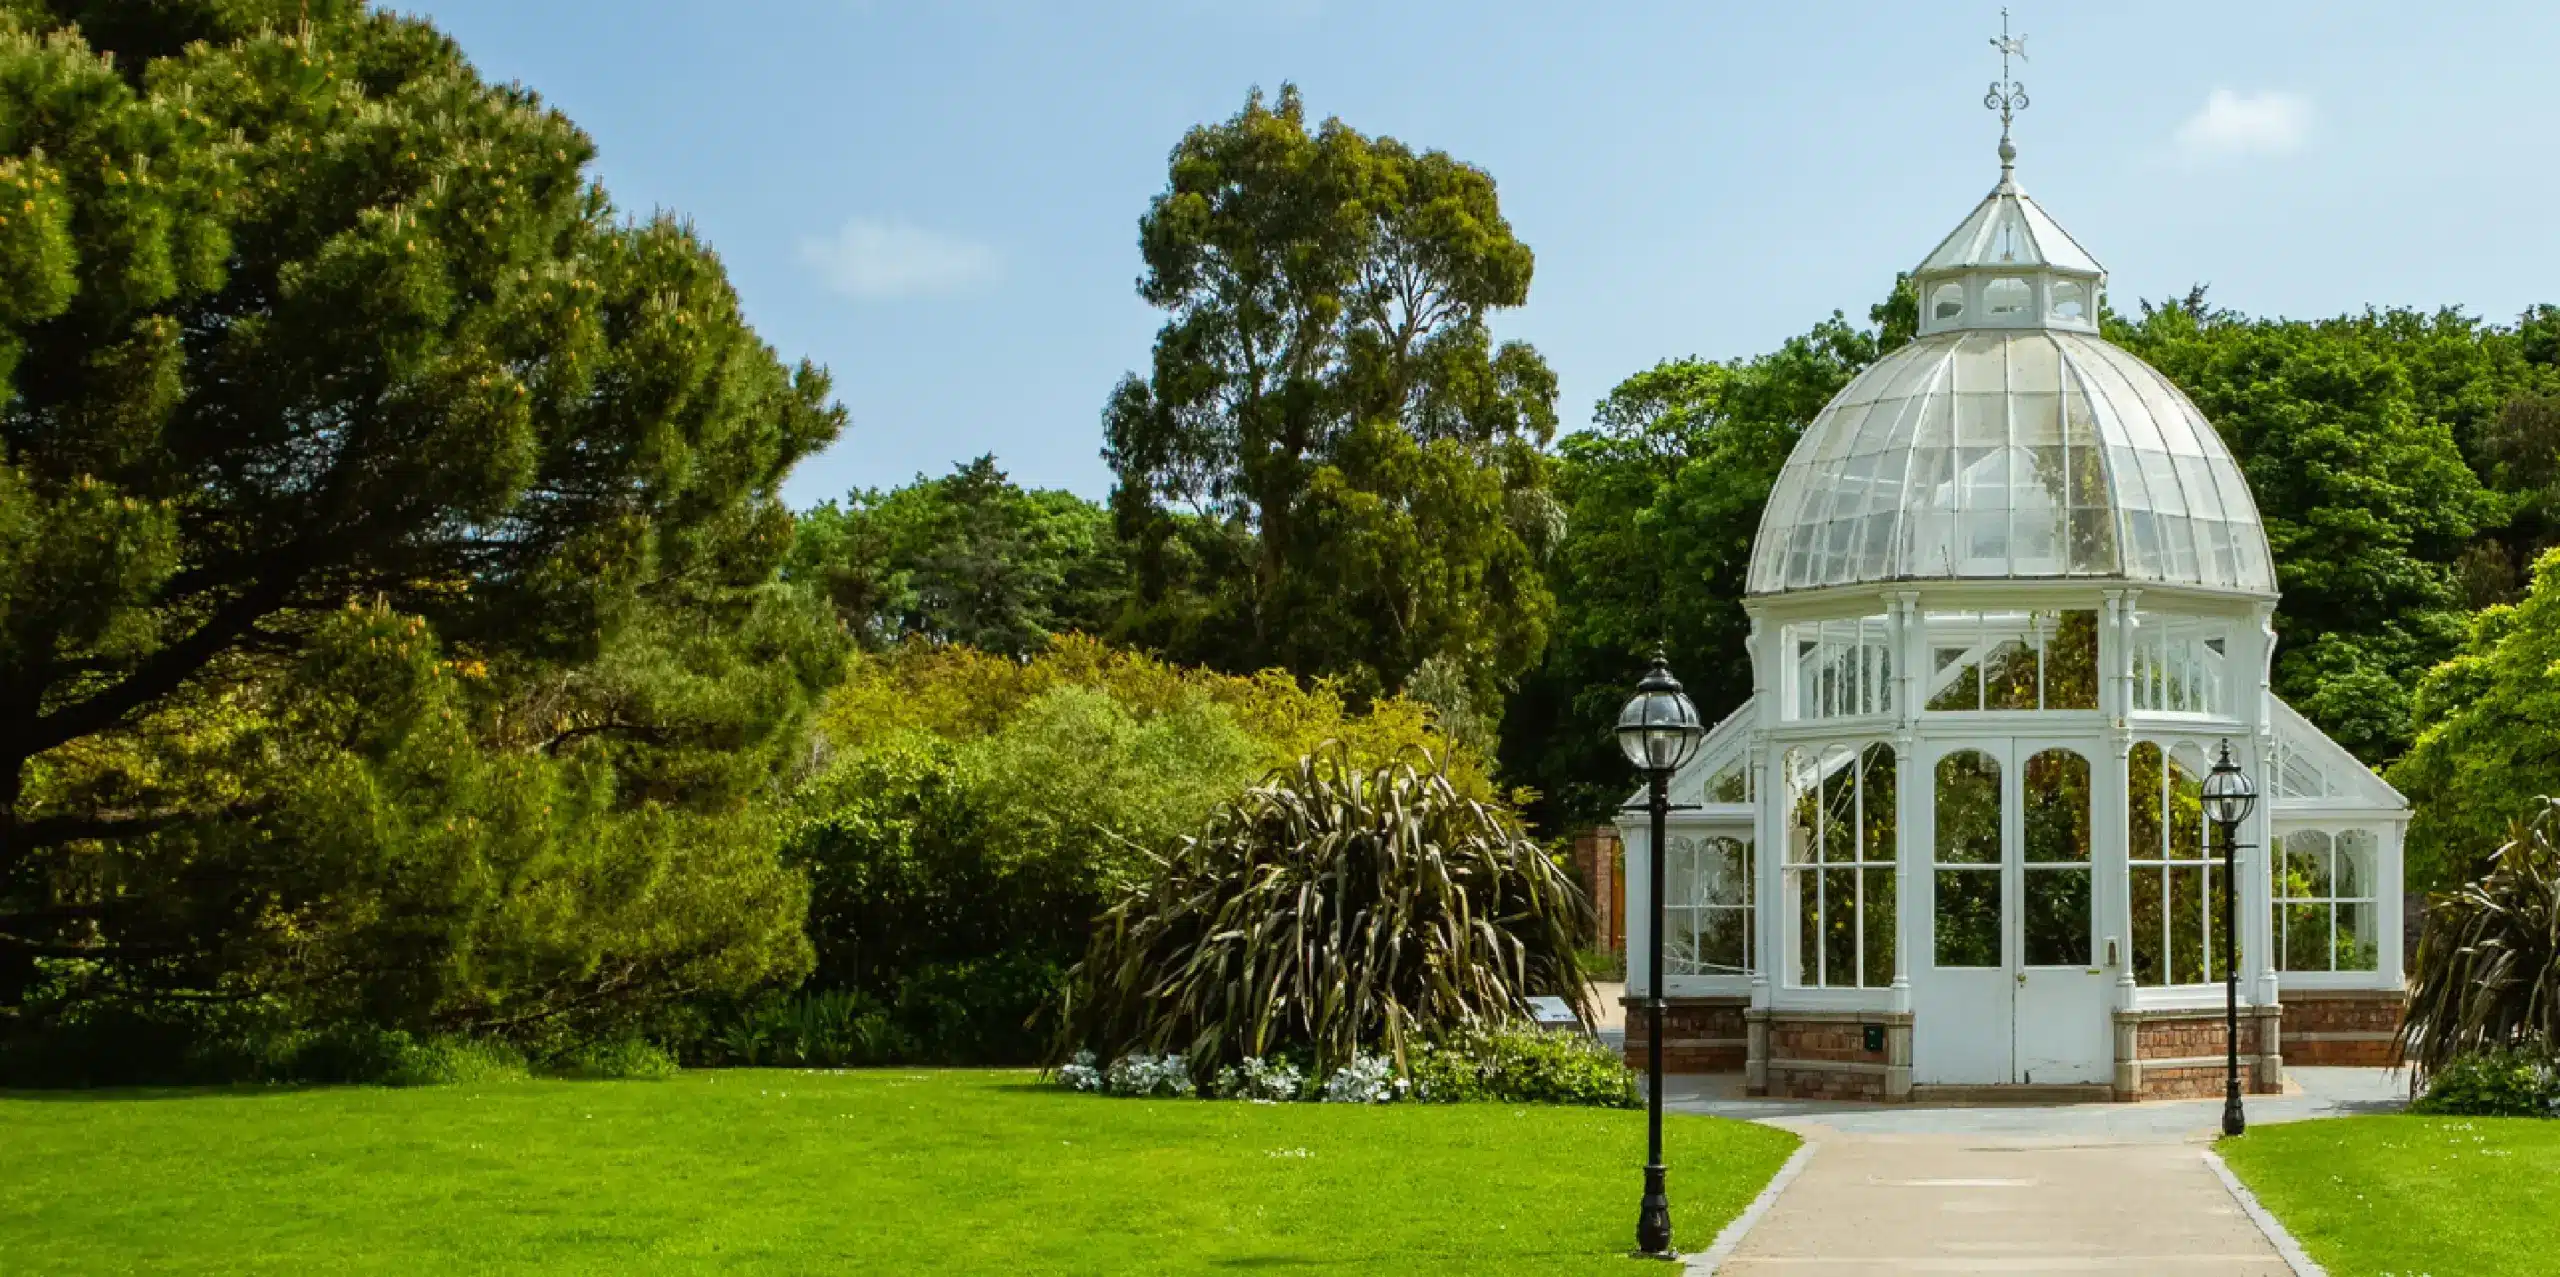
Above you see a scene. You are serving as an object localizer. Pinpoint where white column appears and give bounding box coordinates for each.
[2250,604,2281,1007]
[1889,592,1922,1014]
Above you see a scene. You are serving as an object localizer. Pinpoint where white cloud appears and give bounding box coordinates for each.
[2174,89,2312,162]
[799,218,1000,300]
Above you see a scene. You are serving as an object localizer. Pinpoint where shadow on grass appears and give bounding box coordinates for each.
[0,1082,370,1103]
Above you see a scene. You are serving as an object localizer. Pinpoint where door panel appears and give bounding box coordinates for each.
[1913,746,2011,1085]
[1914,738,2113,1087]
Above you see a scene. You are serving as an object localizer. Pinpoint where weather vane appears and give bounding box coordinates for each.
[1986,8,2029,157]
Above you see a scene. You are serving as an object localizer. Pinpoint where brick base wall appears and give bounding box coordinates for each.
[1753,1010,1909,1102]
[2281,989,2405,1066]
[1619,997,1747,1073]
[2115,1008,2284,1100]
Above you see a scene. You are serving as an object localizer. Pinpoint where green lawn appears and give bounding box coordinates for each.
[2221,1115,2560,1276]
[0,1069,1797,1275]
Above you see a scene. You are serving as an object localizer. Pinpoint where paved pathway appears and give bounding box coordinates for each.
[1671,1069,2405,1274]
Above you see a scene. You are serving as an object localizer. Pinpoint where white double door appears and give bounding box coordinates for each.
[1911,737,2113,1086]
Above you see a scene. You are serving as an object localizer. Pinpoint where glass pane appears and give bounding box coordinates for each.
[1860,744,1898,866]
[1929,645,1981,710]
[1936,751,2002,865]
[2336,902,2380,971]
[1936,869,2002,967]
[1822,867,1859,988]
[1793,870,1819,984]
[2128,743,2165,863]
[2167,753,2207,862]
[2023,867,2091,966]
[2336,830,2376,898]
[1982,638,2037,709]
[2284,830,2333,898]
[2024,750,2092,863]
[1862,866,1897,987]
[1822,749,1858,864]
[1706,836,1751,907]
[2045,612,2099,708]
[2280,903,2330,972]
[1708,762,1749,804]
[2169,864,2208,984]
[1666,907,1701,974]
[2130,865,2167,985]
[1700,907,1750,974]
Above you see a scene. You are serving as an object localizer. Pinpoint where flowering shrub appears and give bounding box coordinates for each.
[1058,1034,1631,1109]
[1319,1052,1410,1104]
[1214,1056,1307,1102]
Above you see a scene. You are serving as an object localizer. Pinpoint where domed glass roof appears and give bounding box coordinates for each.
[1746,328,2276,596]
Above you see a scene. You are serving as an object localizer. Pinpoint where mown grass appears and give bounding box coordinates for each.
[2221,1114,2560,1276]
[0,1069,1797,1275]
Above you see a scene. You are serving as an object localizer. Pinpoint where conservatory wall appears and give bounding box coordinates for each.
[1618,584,2406,1098]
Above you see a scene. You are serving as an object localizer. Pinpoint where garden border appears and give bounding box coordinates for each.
[1683,1140,1816,1274]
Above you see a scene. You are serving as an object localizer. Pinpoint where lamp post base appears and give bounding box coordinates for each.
[1636,1164,1674,1257]
[2222,1089,2246,1137]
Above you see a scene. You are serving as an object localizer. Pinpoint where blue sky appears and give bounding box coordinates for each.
[398,2,2560,507]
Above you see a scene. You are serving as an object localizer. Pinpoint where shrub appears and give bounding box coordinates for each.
[380,1036,530,1087]
[1104,1053,1197,1098]
[2400,797,2560,1076]
[1412,1027,1639,1108]
[558,1038,681,1081]
[1213,1056,1309,1102]
[2410,1046,2560,1117]
[1059,746,1590,1079]
[789,637,1492,1068]
[1319,1053,1411,1104]
[708,990,910,1068]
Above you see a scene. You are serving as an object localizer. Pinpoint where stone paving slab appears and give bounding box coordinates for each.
[1669,1070,2393,1274]
[1708,1132,2289,1275]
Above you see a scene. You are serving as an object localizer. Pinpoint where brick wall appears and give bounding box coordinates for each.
[1755,1012,1904,1102]
[2118,1010,2283,1099]
[1620,997,1746,1072]
[2282,990,2405,1067]
[2136,1014,2261,1060]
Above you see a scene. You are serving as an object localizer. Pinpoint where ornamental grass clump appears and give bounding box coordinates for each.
[1056,746,1590,1083]
[2400,797,2560,1079]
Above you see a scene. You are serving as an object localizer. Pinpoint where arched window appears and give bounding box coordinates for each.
[2051,279,2087,321]
[1931,281,1965,322]
[1785,744,1898,988]
[1667,833,1754,976]
[1984,277,2031,318]
[2128,742,2225,985]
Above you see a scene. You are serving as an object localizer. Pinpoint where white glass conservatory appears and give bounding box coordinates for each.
[1619,144,2408,1101]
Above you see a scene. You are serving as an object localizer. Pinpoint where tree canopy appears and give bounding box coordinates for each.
[1,1,840,1053]
[789,455,1124,657]
[1104,85,1559,720]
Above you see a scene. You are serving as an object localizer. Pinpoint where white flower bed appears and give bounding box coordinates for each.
[1058,1050,1412,1103]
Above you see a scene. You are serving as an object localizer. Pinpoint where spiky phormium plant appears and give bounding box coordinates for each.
[1057,746,1589,1079]
[2400,796,2560,1077]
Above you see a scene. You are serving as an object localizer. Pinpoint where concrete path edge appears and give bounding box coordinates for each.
[2202,1147,2328,1277]
[1683,1141,1817,1275]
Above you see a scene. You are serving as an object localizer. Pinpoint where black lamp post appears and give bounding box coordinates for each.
[2203,739,2258,1138]
[1616,653,1705,1259]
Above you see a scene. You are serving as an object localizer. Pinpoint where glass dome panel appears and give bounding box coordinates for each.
[1747,330,2276,595]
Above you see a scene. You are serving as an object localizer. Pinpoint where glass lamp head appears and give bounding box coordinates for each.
[2202,739,2258,827]
[1616,654,1705,776]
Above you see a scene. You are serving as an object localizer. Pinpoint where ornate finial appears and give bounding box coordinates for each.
[1985,8,2029,174]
